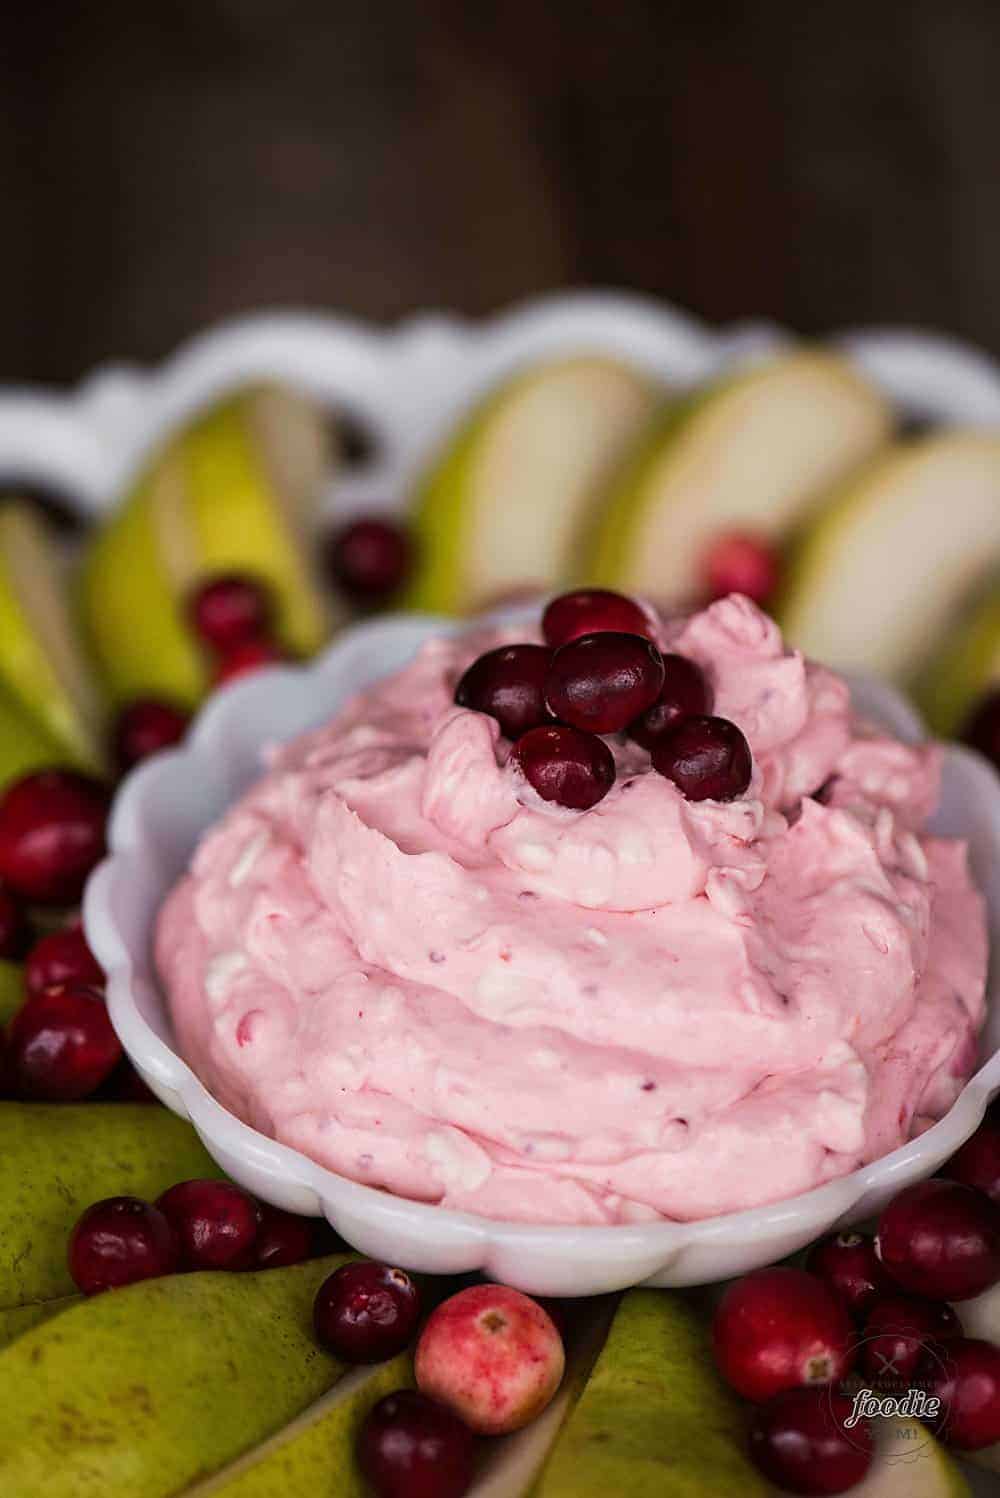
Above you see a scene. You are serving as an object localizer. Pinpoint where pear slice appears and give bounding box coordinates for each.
[0,502,106,769]
[583,350,890,599]
[779,431,1000,681]
[0,1101,222,1309]
[851,1418,969,1496]
[0,676,71,791]
[77,385,335,707]
[916,587,1000,737]
[404,356,659,613]
[0,1255,354,1497]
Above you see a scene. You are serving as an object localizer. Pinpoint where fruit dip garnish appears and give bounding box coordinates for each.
[155,589,988,1226]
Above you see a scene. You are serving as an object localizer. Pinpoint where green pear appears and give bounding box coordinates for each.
[0,503,106,770]
[0,1102,221,1309]
[0,675,75,793]
[0,958,22,1024]
[915,586,1000,738]
[404,357,659,613]
[582,350,889,599]
[0,1294,78,1350]
[78,385,336,707]
[851,1417,969,1496]
[0,1255,353,1497]
[779,431,1000,682]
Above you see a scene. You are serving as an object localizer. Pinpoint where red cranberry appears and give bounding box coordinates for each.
[68,1195,179,1295]
[948,1103,1000,1204]
[0,886,30,960]
[325,517,413,603]
[454,645,553,738]
[962,689,1000,772]
[113,697,190,772]
[748,1388,872,1495]
[511,725,615,810]
[214,637,287,685]
[314,1260,421,1363]
[253,1204,316,1268]
[712,1266,854,1402]
[188,573,273,652]
[25,924,103,998]
[805,1231,893,1320]
[861,1294,962,1384]
[156,1179,260,1271]
[359,1389,476,1498]
[627,654,712,749]
[545,632,664,734]
[6,982,122,1100]
[702,530,781,607]
[0,770,110,905]
[652,714,752,802]
[542,589,653,646]
[922,1336,1000,1450]
[875,1178,1000,1300]
[100,1057,157,1103]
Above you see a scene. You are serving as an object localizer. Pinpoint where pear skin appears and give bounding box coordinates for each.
[0,959,22,1025]
[0,676,76,789]
[915,588,1000,737]
[0,1293,78,1349]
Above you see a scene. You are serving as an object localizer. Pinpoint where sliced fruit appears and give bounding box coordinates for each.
[0,502,106,769]
[0,1256,354,1497]
[77,385,335,707]
[0,677,69,791]
[404,357,658,613]
[916,586,1000,738]
[0,1101,221,1308]
[583,349,889,600]
[850,1417,967,1496]
[779,431,1000,681]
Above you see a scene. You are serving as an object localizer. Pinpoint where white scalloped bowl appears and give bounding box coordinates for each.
[83,610,1000,1297]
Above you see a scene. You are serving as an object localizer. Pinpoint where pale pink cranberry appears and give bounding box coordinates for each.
[0,770,110,905]
[414,1283,565,1435]
[313,1261,421,1362]
[511,724,615,810]
[922,1336,1000,1450]
[113,698,190,772]
[6,982,122,1100]
[325,517,413,603]
[628,653,712,749]
[875,1178,1000,1300]
[25,924,104,998]
[712,1266,854,1402]
[68,1195,179,1294]
[188,573,273,652]
[214,637,287,685]
[545,632,664,734]
[861,1294,961,1384]
[0,886,30,960]
[359,1389,476,1498]
[805,1231,893,1320]
[652,714,752,801]
[749,1388,872,1495]
[701,530,780,607]
[948,1102,1000,1204]
[156,1179,260,1271]
[542,588,653,646]
[454,645,553,738]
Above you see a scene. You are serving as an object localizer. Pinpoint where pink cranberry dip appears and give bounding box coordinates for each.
[156,594,988,1226]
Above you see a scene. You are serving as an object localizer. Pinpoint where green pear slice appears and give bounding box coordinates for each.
[0,502,107,769]
[583,350,890,597]
[0,1101,222,1309]
[0,674,72,791]
[0,1255,354,1497]
[404,357,659,613]
[851,1418,969,1496]
[916,587,1000,737]
[779,431,1000,681]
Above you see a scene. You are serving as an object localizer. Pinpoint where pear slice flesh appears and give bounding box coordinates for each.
[584,350,890,599]
[916,588,1000,738]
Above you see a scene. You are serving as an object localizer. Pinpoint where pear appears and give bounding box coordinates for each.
[0,1101,221,1308]
[915,587,1000,738]
[0,1294,78,1350]
[0,675,74,792]
[0,1255,353,1497]
[582,350,889,600]
[0,958,22,1024]
[404,356,658,613]
[779,431,1000,681]
[78,385,335,707]
[0,503,106,770]
[851,1417,969,1496]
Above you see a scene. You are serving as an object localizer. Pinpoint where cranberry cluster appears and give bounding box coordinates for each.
[454,589,752,809]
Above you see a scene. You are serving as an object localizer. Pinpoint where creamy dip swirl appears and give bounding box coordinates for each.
[157,596,987,1225]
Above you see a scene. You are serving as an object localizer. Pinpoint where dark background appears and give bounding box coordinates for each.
[3,1,999,384]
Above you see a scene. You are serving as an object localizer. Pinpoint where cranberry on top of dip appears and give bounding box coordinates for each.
[156,592,987,1226]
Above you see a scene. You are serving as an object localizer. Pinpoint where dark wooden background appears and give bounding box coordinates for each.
[3,1,999,384]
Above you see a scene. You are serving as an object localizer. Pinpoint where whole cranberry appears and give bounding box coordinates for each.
[652,714,753,802]
[875,1178,1000,1300]
[712,1266,854,1403]
[358,1389,476,1498]
[113,698,191,773]
[922,1336,1000,1450]
[861,1294,962,1384]
[545,632,664,734]
[748,1388,872,1495]
[962,689,1000,773]
[325,517,413,603]
[25,924,104,998]
[6,982,122,1100]
[542,589,654,646]
[702,530,781,607]
[0,770,110,905]
[100,1057,157,1103]
[188,573,273,652]
[805,1231,893,1320]
[948,1102,1000,1203]
[214,638,287,686]
[156,1179,260,1271]
[253,1204,316,1268]
[68,1195,178,1295]
[628,654,712,749]
[314,1260,421,1362]
[511,724,615,810]
[454,645,553,738]
[0,886,30,960]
